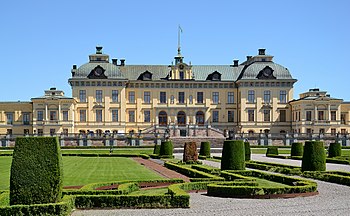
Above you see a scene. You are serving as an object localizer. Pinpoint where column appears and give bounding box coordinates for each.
[327,104,331,121]
[314,106,317,121]
[45,104,48,121]
[58,102,61,121]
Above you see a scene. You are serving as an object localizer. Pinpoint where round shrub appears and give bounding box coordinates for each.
[266,146,278,156]
[10,137,63,205]
[291,142,303,157]
[244,142,251,161]
[153,144,161,155]
[221,140,245,170]
[159,140,173,156]
[301,141,326,172]
[328,142,341,158]
[199,141,211,157]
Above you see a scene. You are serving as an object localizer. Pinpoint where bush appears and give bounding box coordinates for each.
[199,141,211,157]
[291,142,303,157]
[301,141,326,172]
[221,140,245,170]
[244,142,251,161]
[265,146,278,156]
[183,142,198,162]
[328,142,341,158]
[153,144,160,155]
[159,140,173,156]
[10,137,63,205]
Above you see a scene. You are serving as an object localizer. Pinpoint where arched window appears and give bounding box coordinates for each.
[177,111,186,126]
[196,111,205,126]
[280,130,286,134]
[264,129,270,134]
[248,130,255,136]
[96,129,103,137]
[158,111,167,126]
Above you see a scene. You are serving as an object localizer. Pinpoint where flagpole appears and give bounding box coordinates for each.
[178,25,181,55]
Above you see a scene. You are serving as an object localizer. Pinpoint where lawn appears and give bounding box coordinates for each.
[0,148,154,155]
[251,148,291,154]
[0,156,163,190]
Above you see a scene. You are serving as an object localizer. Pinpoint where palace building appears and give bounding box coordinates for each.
[0,46,349,137]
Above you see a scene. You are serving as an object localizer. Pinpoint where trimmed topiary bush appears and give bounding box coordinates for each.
[221,140,245,170]
[10,137,63,205]
[153,144,161,155]
[328,142,342,158]
[266,146,278,156]
[183,142,198,162]
[291,142,303,157]
[301,141,326,172]
[244,142,251,161]
[159,140,173,156]
[199,141,211,157]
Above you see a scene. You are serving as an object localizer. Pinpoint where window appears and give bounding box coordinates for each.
[38,129,43,136]
[331,128,336,135]
[50,129,55,136]
[23,113,30,125]
[129,111,135,122]
[37,111,43,121]
[6,113,13,124]
[96,110,102,122]
[178,92,185,103]
[63,129,68,135]
[212,92,219,104]
[160,92,166,103]
[341,129,347,134]
[228,92,234,104]
[129,91,135,103]
[197,92,203,103]
[189,95,193,104]
[80,110,86,122]
[306,128,312,135]
[306,111,312,121]
[263,90,271,103]
[144,110,151,122]
[170,95,174,104]
[248,110,255,122]
[50,111,57,121]
[228,111,234,122]
[179,71,184,80]
[112,110,118,122]
[212,111,219,123]
[280,110,286,122]
[144,91,151,103]
[248,90,255,103]
[79,90,86,102]
[341,114,346,124]
[318,111,324,120]
[331,111,336,121]
[112,90,119,102]
[263,110,270,122]
[24,129,29,135]
[280,90,287,103]
[63,111,68,121]
[196,111,205,125]
[96,90,103,102]
[319,128,325,134]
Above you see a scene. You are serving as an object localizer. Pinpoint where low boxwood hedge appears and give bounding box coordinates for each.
[302,171,350,186]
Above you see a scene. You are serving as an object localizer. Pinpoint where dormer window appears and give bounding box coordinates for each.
[138,71,153,81]
[256,66,276,79]
[206,71,221,81]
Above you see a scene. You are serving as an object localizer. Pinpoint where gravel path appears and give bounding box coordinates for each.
[72,154,350,216]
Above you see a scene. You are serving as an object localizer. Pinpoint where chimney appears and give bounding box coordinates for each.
[233,60,239,67]
[96,46,103,54]
[72,64,77,69]
[120,59,125,66]
[246,56,252,61]
[258,48,266,55]
[112,59,118,65]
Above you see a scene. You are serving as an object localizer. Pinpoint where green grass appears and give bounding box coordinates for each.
[254,178,288,187]
[0,157,163,190]
[61,148,153,154]
[251,148,291,154]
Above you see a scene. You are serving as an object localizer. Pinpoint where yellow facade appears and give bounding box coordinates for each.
[0,46,349,136]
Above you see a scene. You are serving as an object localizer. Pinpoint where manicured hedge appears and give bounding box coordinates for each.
[183,142,198,162]
[159,140,173,156]
[191,164,221,175]
[266,146,278,156]
[153,144,161,155]
[244,142,251,161]
[245,161,302,175]
[221,140,245,170]
[10,137,63,205]
[291,142,303,157]
[328,142,341,158]
[302,171,350,186]
[302,141,326,172]
[199,141,211,157]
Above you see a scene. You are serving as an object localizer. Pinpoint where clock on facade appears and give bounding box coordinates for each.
[94,67,103,76]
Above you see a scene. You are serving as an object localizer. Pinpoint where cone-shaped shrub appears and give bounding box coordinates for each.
[159,140,173,156]
[199,141,211,157]
[301,141,326,171]
[10,137,63,205]
[153,144,161,155]
[221,140,245,170]
[183,142,198,162]
[291,142,303,157]
[328,142,341,158]
[244,142,251,161]
[266,146,278,156]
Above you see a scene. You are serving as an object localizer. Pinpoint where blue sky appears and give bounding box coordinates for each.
[1,0,349,101]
